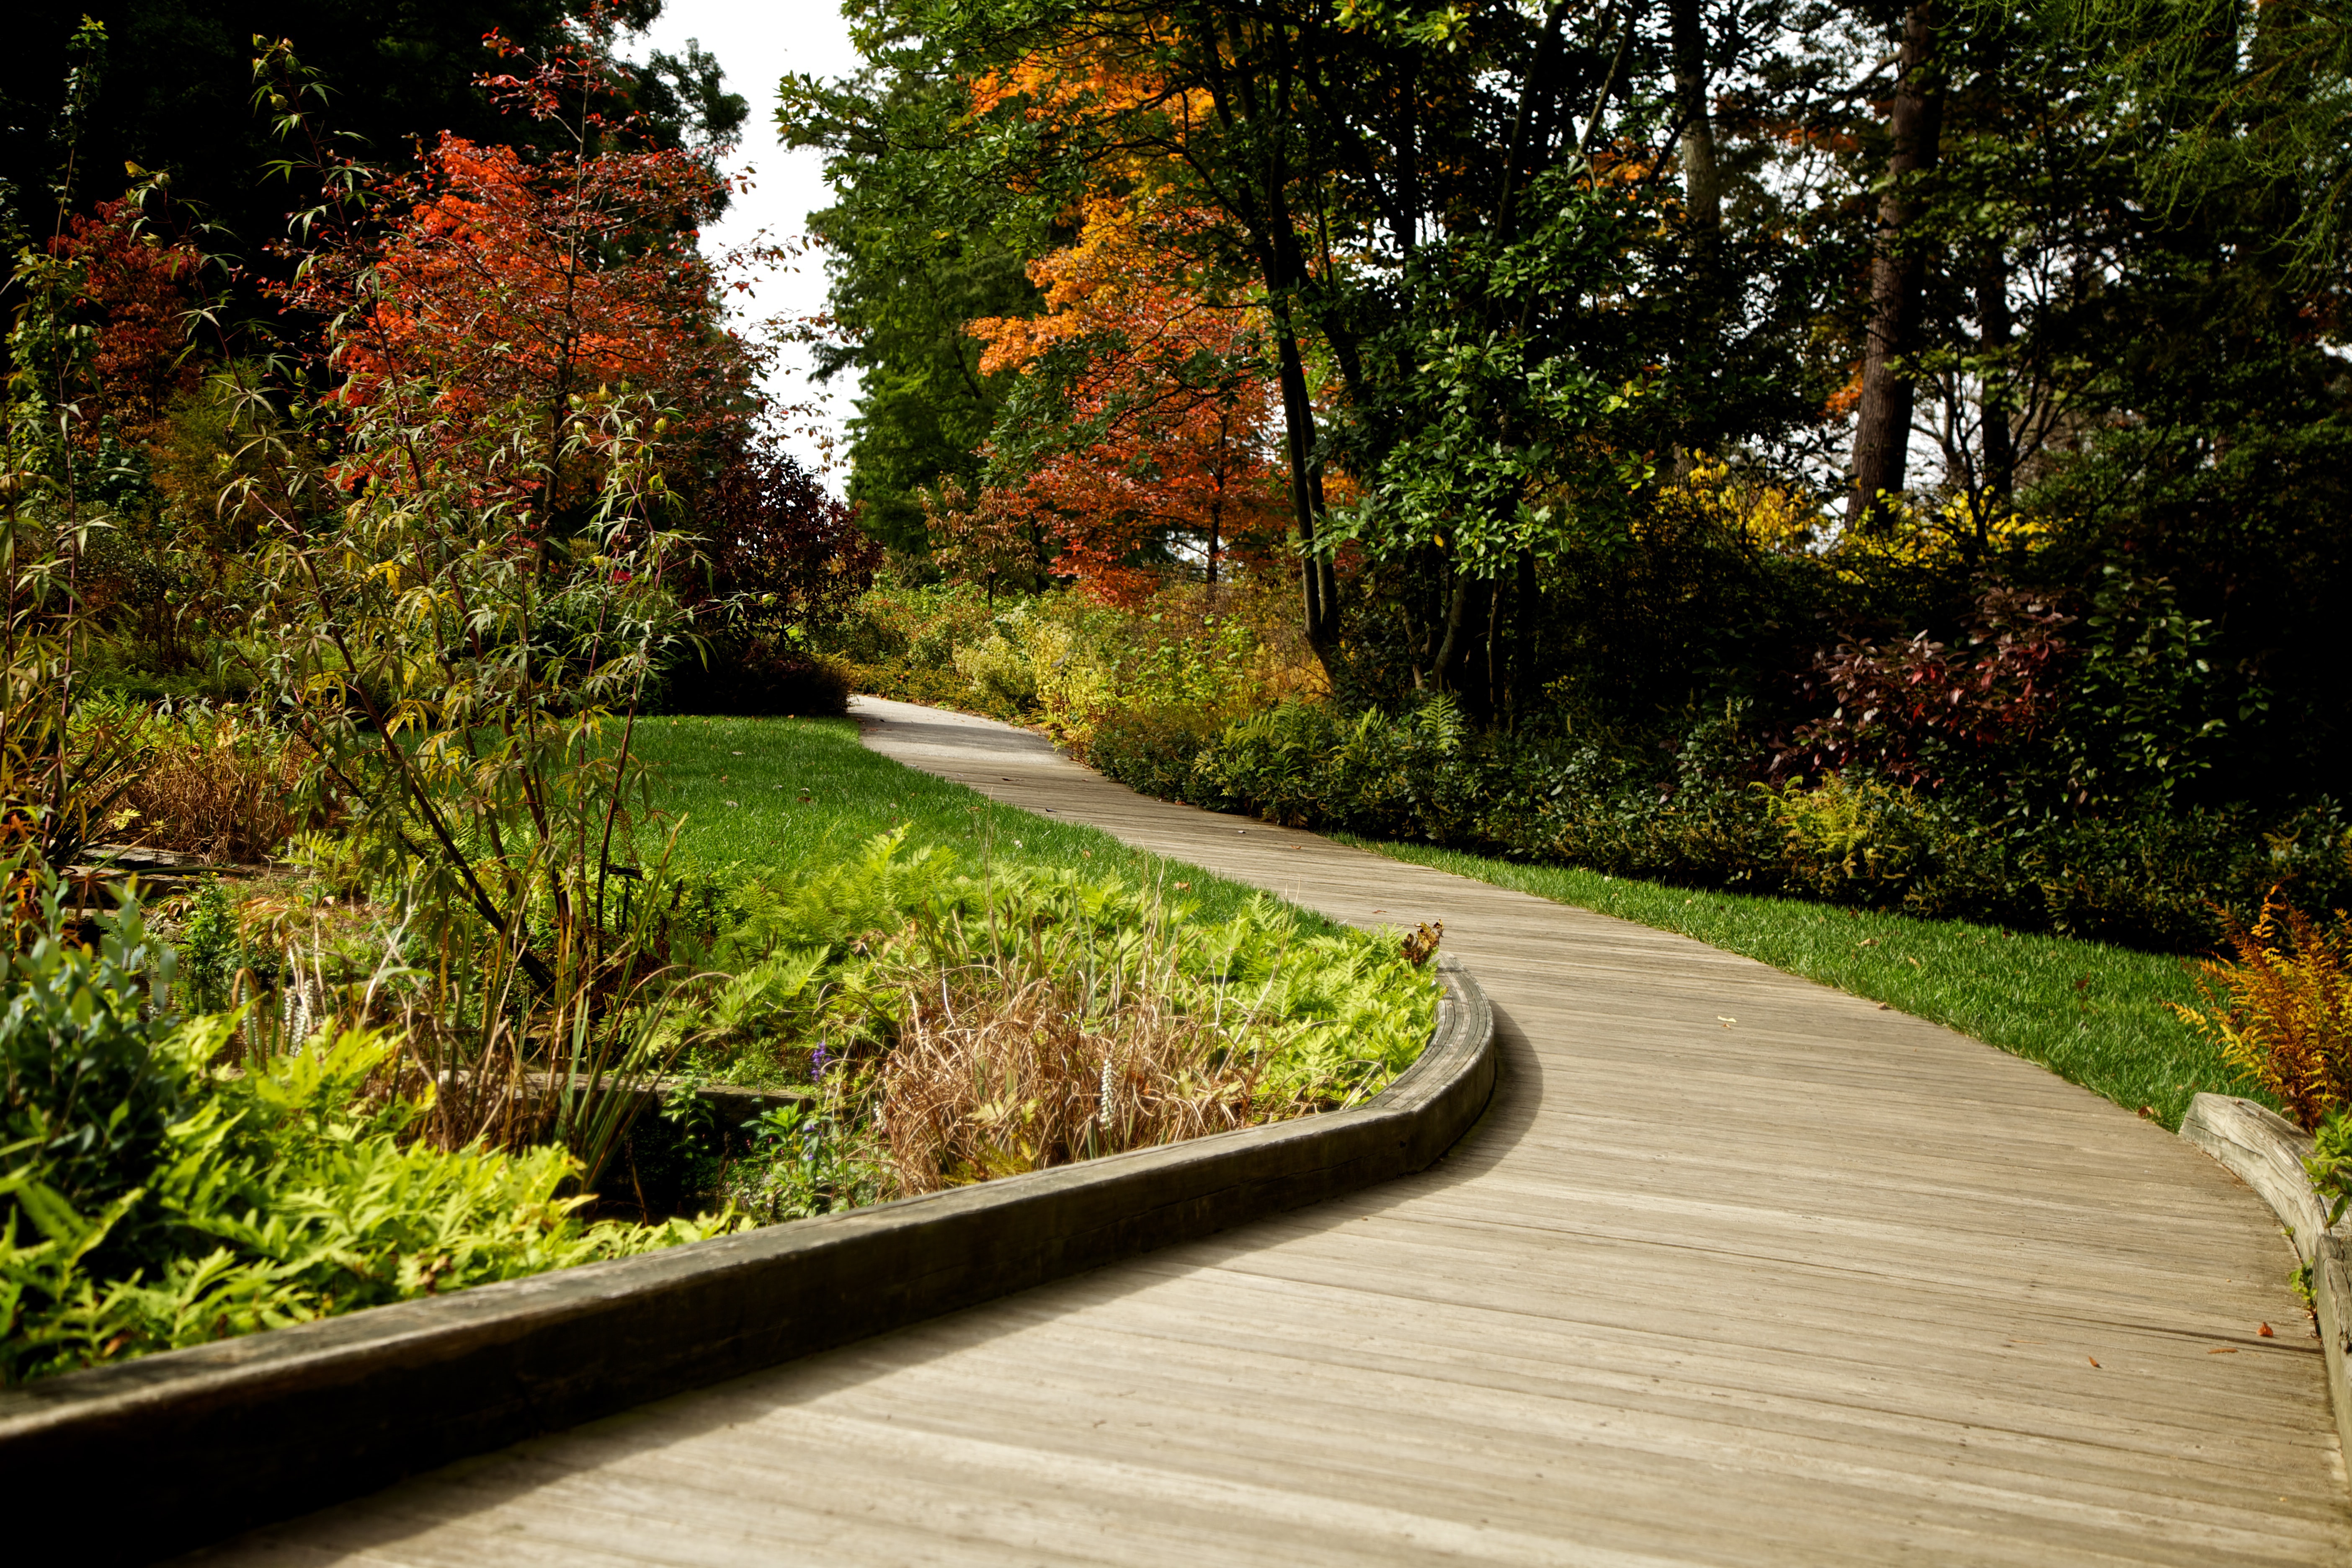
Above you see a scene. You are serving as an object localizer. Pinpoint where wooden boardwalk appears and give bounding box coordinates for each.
[206,697,2348,1566]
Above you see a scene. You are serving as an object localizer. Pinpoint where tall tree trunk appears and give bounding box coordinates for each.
[1847,1,1944,530]
[1190,9,1339,667]
[1267,287,1334,652]
[1977,250,2014,507]
[1430,574,1479,701]
[1433,3,1569,709]
[1668,0,1720,236]
[1511,549,1540,721]
[1668,0,1723,469]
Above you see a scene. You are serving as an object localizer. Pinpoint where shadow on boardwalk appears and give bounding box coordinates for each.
[199,697,2347,1568]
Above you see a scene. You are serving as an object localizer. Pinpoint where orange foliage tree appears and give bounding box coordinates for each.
[960,196,1287,606]
[45,199,205,441]
[290,30,757,524]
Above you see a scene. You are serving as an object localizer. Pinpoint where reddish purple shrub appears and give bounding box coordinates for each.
[1782,584,2073,787]
[686,435,882,634]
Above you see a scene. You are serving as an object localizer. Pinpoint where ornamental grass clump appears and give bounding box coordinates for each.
[113,705,310,862]
[877,938,1266,1196]
[2169,895,2352,1129]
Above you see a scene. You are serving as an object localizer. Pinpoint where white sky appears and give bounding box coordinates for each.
[635,1,864,486]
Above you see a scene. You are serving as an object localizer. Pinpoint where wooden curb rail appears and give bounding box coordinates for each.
[2180,1092,2352,1478]
[0,959,1494,1566]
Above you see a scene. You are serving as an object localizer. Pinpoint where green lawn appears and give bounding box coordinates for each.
[636,717,2248,1131]
[632,714,1332,930]
[1341,837,2251,1131]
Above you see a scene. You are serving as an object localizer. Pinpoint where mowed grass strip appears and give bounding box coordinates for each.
[1342,837,2250,1131]
[633,714,1335,931]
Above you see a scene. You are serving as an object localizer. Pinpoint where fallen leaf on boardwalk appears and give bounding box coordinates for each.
[1877,1002,1892,1010]
[2088,1357,2100,1367]
[2209,1347,2238,1354]
[2260,1323,2275,1336]
[1718,1016,1736,1028]
[2137,1106,2157,1119]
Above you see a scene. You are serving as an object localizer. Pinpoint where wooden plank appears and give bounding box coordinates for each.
[198,696,2352,1566]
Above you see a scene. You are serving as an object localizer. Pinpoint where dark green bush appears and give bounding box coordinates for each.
[1088,698,2352,954]
[659,636,853,717]
[0,880,185,1269]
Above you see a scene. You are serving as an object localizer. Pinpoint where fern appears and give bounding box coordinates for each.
[2170,895,2352,1127]
[0,1020,732,1385]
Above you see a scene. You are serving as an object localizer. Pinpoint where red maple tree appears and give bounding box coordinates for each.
[960,196,1288,606]
[46,199,205,439]
[282,28,760,523]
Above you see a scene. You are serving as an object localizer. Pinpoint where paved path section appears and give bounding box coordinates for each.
[210,697,2347,1566]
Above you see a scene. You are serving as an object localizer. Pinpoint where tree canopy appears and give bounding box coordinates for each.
[791,0,2352,815]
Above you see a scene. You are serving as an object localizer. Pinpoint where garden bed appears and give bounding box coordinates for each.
[0,958,1493,1567]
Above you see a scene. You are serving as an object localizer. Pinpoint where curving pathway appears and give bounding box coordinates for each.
[207,697,2347,1566]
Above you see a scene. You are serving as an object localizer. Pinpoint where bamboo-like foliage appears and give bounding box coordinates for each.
[155,37,738,1182]
[0,26,154,872]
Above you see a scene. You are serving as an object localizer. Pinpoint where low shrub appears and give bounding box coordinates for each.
[952,631,1038,711]
[1086,696,2352,952]
[1761,774,1934,904]
[1033,580,1323,752]
[0,877,187,1264]
[813,577,1007,712]
[2307,1112,2352,1228]
[1204,699,1480,839]
[663,828,1437,1208]
[660,635,852,717]
[1087,702,1228,803]
[0,864,730,1385]
[815,574,1325,732]
[3,1021,730,1384]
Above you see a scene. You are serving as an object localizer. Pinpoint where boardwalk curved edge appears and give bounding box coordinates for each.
[0,958,1495,1567]
[2182,1091,2352,1484]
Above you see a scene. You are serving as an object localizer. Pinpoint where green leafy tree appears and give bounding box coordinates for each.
[779,15,1057,550]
